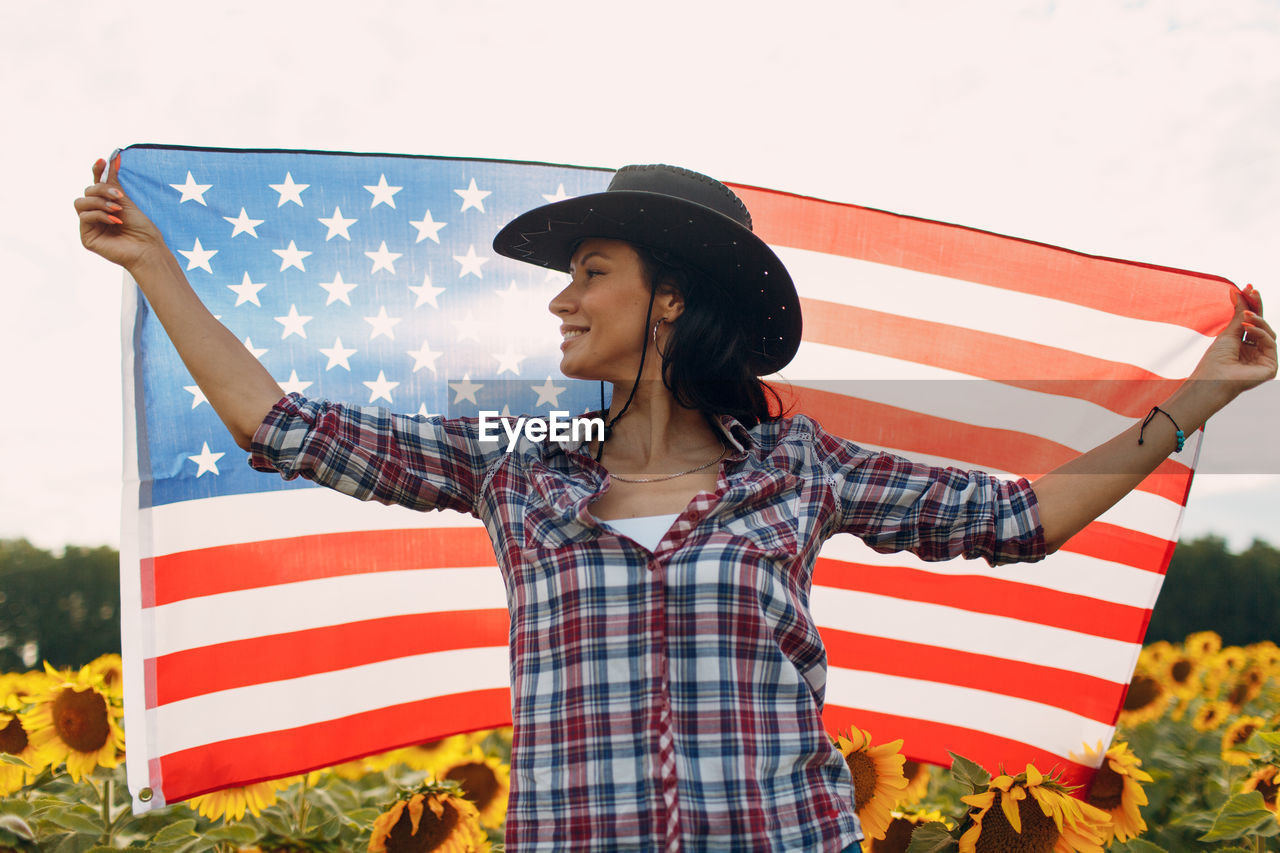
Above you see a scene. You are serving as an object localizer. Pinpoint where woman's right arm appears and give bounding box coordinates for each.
[76,156,283,450]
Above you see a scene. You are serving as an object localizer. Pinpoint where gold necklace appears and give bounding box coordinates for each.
[608,443,728,484]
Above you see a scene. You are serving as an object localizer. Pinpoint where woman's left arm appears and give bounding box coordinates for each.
[1033,285,1276,552]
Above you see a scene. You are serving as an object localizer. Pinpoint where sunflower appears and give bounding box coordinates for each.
[1242,765,1278,822]
[20,666,124,782]
[1138,640,1175,670]
[439,747,510,828]
[0,693,44,796]
[1192,700,1234,732]
[1080,742,1152,845]
[899,760,932,805]
[870,808,949,853]
[1222,715,1268,766]
[189,776,298,822]
[1249,641,1280,673]
[831,727,910,841]
[1117,673,1170,727]
[959,764,1111,853]
[85,653,124,699]
[1161,652,1202,699]
[368,781,489,853]
[1185,631,1223,659]
[1225,668,1266,710]
[376,733,478,774]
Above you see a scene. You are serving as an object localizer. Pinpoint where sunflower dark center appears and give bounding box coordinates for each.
[1123,675,1161,711]
[385,798,459,853]
[1230,722,1260,748]
[845,751,878,812]
[1087,763,1124,811]
[0,715,28,754]
[1170,659,1192,683]
[445,762,499,810]
[870,815,915,852]
[51,687,109,753]
[1252,770,1278,807]
[1227,682,1254,707]
[973,792,1059,853]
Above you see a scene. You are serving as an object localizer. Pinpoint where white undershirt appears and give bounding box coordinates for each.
[599,513,681,551]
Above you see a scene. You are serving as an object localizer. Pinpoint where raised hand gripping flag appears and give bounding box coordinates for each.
[116,144,1232,809]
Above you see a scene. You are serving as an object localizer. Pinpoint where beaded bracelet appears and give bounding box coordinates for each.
[1138,406,1185,453]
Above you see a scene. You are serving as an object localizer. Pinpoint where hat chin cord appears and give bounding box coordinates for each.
[594,285,660,462]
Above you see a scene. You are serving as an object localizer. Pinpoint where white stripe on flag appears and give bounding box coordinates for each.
[809,588,1137,683]
[817,535,1164,610]
[823,667,1115,760]
[150,567,507,656]
[149,646,510,755]
[775,245,1212,378]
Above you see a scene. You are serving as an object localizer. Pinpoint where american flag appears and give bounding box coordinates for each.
[116,144,1231,809]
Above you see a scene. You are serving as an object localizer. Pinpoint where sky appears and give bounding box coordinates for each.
[1,0,1277,552]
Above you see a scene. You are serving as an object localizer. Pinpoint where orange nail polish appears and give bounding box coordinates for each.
[108,215,123,225]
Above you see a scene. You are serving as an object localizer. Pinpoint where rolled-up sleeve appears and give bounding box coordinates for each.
[810,419,1045,566]
[248,393,505,516]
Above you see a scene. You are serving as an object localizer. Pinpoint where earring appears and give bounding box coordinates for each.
[652,318,666,344]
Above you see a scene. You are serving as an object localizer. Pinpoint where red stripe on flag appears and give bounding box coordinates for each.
[1057,521,1176,574]
[732,183,1233,335]
[150,609,510,707]
[799,297,1181,418]
[151,527,496,606]
[814,559,1150,642]
[159,688,512,803]
[821,705,1095,789]
[822,630,1124,724]
[790,385,1193,504]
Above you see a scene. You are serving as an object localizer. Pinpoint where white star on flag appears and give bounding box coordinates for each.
[228,272,267,307]
[317,271,358,306]
[453,311,483,342]
[409,209,447,243]
[170,172,212,205]
[319,338,357,371]
[365,241,402,274]
[454,245,488,278]
[182,384,208,409]
[542,184,572,203]
[364,175,402,209]
[364,306,402,340]
[408,274,445,308]
[407,340,442,374]
[318,207,357,240]
[273,241,312,272]
[269,173,309,207]
[454,178,491,212]
[274,305,312,339]
[242,337,268,360]
[362,370,399,403]
[531,376,567,407]
[278,370,314,395]
[449,375,484,405]
[224,208,264,237]
[187,442,225,477]
[494,348,526,376]
[178,238,216,273]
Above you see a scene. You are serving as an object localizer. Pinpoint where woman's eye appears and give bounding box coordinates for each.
[585,269,604,278]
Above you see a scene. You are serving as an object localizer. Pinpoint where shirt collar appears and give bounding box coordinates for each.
[548,411,757,460]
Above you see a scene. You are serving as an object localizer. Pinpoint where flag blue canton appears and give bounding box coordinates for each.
[120,146,612,508]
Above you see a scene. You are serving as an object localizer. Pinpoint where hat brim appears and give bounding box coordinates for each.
[492,190,801,375]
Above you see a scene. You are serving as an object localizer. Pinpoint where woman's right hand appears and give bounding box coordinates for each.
[75,155,168,271]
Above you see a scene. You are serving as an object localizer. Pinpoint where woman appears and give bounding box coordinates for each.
[77,158,1274,852]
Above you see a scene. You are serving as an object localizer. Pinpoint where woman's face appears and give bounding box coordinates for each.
[549,238,668,384]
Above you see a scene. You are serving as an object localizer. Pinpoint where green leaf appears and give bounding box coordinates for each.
[948,752,991,793]
[201,822,258,843]
[0,801,35,819]
[42,804,105,836]
[1207,847,1253,853]
[146,817,199,852]
[1200,790,1277,841]
[1253,729,1280,753]
[0,751,33,768]
[1119,839,1170,853]
[905,821,958,853]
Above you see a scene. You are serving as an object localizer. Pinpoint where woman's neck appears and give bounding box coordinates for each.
[599,380,721,467]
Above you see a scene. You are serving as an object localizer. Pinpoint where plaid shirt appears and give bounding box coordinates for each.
[250,394,1045,852]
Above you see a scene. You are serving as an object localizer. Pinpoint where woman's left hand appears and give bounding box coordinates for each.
[1188,284,1277,404]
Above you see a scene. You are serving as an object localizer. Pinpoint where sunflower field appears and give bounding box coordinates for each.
[0,632,1277,852]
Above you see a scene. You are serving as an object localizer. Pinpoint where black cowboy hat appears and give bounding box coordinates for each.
[491,164,801,375]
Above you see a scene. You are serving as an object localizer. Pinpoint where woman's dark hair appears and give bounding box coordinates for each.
[636,246,789,428]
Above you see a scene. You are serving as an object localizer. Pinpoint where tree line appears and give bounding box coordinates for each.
[0,533,1276,670]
